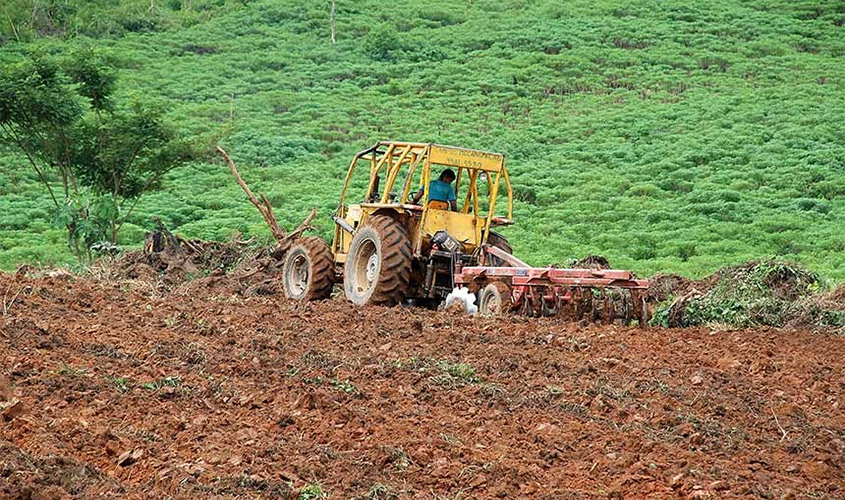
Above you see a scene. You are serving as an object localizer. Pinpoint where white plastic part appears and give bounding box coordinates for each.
[443,286,478,314]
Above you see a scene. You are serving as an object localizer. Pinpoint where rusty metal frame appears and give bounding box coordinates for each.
[455,266,649,289]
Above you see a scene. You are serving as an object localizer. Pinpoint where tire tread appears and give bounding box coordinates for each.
[283,236,334,300]
[368,215,412,304]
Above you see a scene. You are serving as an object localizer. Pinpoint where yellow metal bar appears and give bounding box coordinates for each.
[400,151,426,203]
[366,143,395,203]
[472,173,480,216]
[381,145,413,203]
[484,173,493,216]
[335,154,367,255]
[369,154,378,178]
[415,147,433,254]
[337,154,364,216]
[379,141,430,148]
[483,170,502,244]
[454,167,463,199]
[501,164,514,220]
[460,170,476,214]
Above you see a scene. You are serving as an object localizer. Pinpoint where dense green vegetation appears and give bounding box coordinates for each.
[0,49,199,260]
[1,0,844,280]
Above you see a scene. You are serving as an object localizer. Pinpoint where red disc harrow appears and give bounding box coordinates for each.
[455,246,649,325]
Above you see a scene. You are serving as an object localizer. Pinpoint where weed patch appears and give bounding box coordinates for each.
[142,376,182,391]
[356,483,397,500]
[104,375,131,392]
[56,363,88,376]
[651,260,835,328]
[298,482,327,500]
[431,361,480,388]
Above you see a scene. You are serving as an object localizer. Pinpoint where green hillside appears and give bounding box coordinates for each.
[1,0,844,279]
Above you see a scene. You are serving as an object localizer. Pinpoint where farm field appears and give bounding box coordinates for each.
[2,2,845,499]
[1,0,845,280]
[1,271,844,499]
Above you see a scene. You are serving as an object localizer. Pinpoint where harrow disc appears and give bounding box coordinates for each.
[509,285,648,326]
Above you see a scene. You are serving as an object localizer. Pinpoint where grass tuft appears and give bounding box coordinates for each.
[297,483,328,500]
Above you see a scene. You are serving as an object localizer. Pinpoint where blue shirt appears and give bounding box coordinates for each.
[428,179,456,202]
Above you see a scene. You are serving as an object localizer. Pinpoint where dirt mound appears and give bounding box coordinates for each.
[786,284,845,333]
[171,254,289,298]
[570,255,611,270]
[0,439,123,499]
[103,224,281,293]
[1,273,843,499]
[827,284,845,303]
[650,260,837,328]
[646,273,692,302]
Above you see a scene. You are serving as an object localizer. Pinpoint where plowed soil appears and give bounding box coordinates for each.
[1,274,843,499]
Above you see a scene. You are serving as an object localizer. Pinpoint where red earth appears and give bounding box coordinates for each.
[1,272,843,499]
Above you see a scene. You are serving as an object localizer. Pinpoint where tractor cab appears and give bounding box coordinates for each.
[332,142,514,265]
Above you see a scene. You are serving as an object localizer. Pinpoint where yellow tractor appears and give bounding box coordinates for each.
[281,141,513,305]
[282,141,648,322]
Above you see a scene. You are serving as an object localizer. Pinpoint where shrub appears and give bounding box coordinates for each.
[627,183,660,197]
[363,25,403,61]
[676,243,697,262]
[793,198,831,214]
[630,237,658,261]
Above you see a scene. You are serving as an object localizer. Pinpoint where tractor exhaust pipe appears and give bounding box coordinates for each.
[333,216,356,236]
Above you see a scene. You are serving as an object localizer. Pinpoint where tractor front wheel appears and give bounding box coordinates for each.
[344,215,411,306]
[282,236,334,300]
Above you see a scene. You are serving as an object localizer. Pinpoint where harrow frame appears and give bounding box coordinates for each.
[454,245,650,323]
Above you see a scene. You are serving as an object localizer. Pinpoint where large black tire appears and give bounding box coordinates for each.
[282,236,334,300]
[343,215,411,306]
[486,231,513,267]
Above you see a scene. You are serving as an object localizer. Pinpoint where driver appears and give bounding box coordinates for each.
[412,169,457,211]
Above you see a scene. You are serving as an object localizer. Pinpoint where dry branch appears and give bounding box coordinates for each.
[218,146,286,242]
[274,208,317,257]
[217,146,317,256]
[770,404,788,442]
[2,281,25,317]
[330,0,337,43]
[288,208,317,241]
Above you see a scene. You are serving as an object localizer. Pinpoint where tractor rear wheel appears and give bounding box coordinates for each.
[344,215,411,306]
[282,236,334,300]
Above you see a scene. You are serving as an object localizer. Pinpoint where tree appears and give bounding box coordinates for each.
[0,49,197,260]
[330,0,336,44]
[0,53,86,255]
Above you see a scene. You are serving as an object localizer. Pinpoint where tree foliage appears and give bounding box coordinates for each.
[0,48,197,259]
[0,0,253,42]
